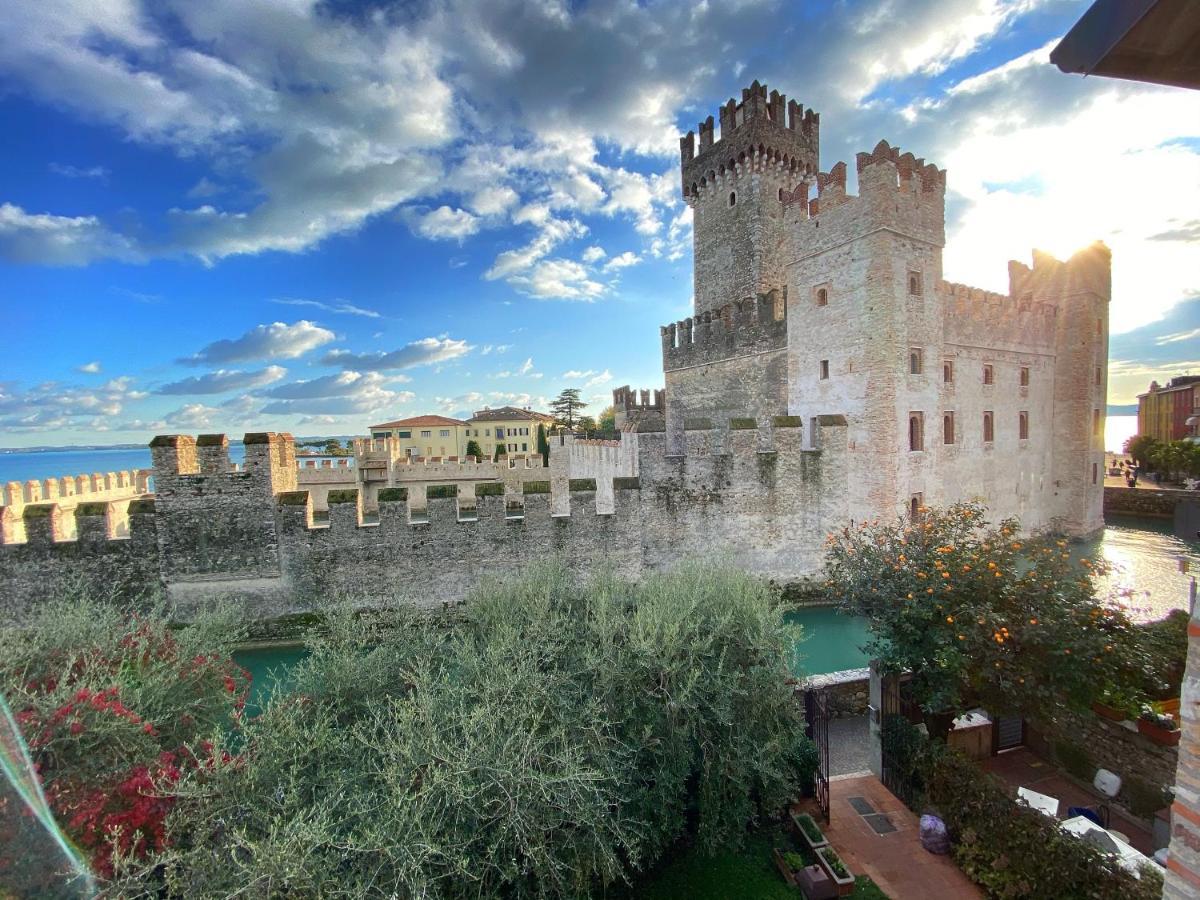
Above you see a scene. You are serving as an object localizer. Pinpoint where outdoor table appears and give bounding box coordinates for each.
[1060,816,1153,878]
[1017,787,1059,817]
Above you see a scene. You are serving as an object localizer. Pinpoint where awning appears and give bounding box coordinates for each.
[1051,0,1200,90]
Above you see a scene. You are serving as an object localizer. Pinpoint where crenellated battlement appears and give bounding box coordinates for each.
[854,139,945,193]
[661,290,787,371]
[680,80,819,201]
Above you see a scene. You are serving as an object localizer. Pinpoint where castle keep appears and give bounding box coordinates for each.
[0,80,1109,617]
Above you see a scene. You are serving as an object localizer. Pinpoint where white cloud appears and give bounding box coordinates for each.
[0,203,139,266]
[271,298,381,318]
[584,369,612,388]
[77,361,101,374]
[581,245,606,263]
[484,216,587,282]
[603,251,640,271]
[507,258,604,301]
[265,371,391,400]
[49,163,108,180]
[322,336,471,371]
[0,375,148,432]
[491,357,540,379]
[406,205,481,241]
[157,366,287,395]
[561,369,595,380]
[469,185,519,217]
[181,321,335,366]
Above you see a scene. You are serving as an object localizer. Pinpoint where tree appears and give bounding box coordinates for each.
[597,405,616,432]
[824,502,1149,739]
[1125,434,1159,468]
[111,563,815,898]
[576,415,597,434]
[536,423,549,466]
[493,441,505,462]
[549,388,587,429]
[465,439,483,459]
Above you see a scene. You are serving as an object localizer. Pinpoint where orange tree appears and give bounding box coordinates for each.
[823,503,1150,738]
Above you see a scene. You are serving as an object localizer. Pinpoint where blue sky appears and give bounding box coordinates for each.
[0,0,1197,447]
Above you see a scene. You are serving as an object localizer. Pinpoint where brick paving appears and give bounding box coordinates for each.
[982,746,1156,855]
[797,775,983,899]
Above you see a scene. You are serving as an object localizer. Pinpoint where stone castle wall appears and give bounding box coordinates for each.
[0,421,849,622]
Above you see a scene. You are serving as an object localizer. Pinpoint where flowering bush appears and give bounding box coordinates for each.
[1138,705,1179,731]
[0,594,247,881]
[823,503,1151,736]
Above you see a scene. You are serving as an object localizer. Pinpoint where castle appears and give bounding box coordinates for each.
[0,81,1109,620]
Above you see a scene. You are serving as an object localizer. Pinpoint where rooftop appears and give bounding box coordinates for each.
[467,406,555,423]
[370,415,467,429]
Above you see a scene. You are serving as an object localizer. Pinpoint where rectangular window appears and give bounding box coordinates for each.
[398,430,411,438]
[983,411,994,443]
[1095,366,1102,386]
[522,443,528,452]
[439,429,449,437]
[1020,367,1030,387]
[1019,411,1029,440]
[908,412,924,452]
[485,428,491,436]
[820,360,829,380]
[909,348,923,375]
[983,364,994,385]
[943,412,955,445]
[1093,409,1102,437]
[908,271,923,295]
[1092,462,1098,485]
[496,427,505,438]
[943,360,954,383]
[420,430,431,438]
[814,284,829,307]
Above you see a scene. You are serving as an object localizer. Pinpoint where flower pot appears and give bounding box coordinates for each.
[791,811,829,850]
[816,846,856,896]
[1160,698,1181,717]
[1137,718,1180,746]
[771,848,800,886]
[1092,702,1127,722]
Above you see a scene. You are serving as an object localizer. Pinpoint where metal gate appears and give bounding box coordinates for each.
[804,687,831,823]
[879,673,920,808]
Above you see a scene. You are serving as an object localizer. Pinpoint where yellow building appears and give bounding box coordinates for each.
[368,415,469,458]
[465,406,556,457]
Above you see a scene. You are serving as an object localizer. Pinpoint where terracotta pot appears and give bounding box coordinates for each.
[1137,718,1181,746]
[1092,702,1127,722]
[1160,698,1181,717]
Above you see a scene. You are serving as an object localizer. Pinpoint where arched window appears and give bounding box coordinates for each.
[778,187,785,201]
[910,494,923,520]
[943,412,955,445]
[909,348,923,375]
[908,413,924,452]
[816,287,828,306]
[729,191,737,207]
[1019,411,1029,440]
[983,411,994,443]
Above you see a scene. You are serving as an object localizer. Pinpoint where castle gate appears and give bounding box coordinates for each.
[804,687,831,822]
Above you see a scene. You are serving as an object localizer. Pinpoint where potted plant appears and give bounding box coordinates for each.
[771,848,807,886]
[791,811,828,850]
[815,846,856,896]
[1137,705,1180,746]
[1092,686,1138,722]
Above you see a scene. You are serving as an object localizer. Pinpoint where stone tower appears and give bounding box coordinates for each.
[679,80,819,317]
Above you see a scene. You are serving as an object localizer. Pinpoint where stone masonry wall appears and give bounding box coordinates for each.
[1104,486,1200,519]
[1165,608,1200,897]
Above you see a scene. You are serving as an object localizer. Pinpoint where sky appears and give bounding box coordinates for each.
[0,0,1197,448]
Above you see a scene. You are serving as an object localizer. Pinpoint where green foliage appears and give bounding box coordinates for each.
[576,415,597,433]
[474,482,504,497]
[537,423,550,465]
[523,480,551,494]
[1123,775,1171,819]
[824,503,1150,733]
[376,487,408,503]
[1136,609,1189,698]
[793,812,824,844]
[1053,740,1094,782]
[773,416,804,428]
[569,478,597,492]
[1125,435,1200,480]
[819,847,848,878]
[549,388,587,428]
[899,736,1162,899]
[782,851,806,871]
[494,441,505,461]
[112,563,812,898]
[465,439,483,459]
[326,489,358,505]
[426,484,457,500]
[598,405,616,432]
[730,418,758,430]
[632,827,797,900]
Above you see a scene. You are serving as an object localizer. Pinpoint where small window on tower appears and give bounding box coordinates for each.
[908,412,924,452]
[910,494,924,520]
[1094,366,1102,386]
[908,271,923,295]
[778,187,785,201]
[729,191,737,207]
[909,348,924,375]
[944,361,954,383]
[983,364,994,385]
[943,412,955,445]
[1020,367,1030,387]
[815,285,828,307]
[983,411,994,443]
[819,360,830,380]
[1019,411,1029,440]
[1093,409,1102,437]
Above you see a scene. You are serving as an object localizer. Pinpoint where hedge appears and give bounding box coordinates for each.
[326,490,359,505]
[377,488,409,503]
[426,485,458,500]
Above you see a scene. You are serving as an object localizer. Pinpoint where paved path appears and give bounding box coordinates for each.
[797,776,983,899]
[828,715,870,777]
